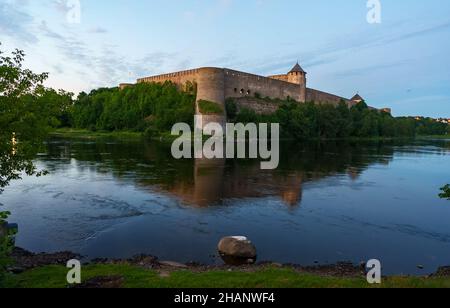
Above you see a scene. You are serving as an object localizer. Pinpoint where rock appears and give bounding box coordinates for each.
[271,262,283,268]
[159,261,188,269]
[218,236,257,259]
[7,266,25,274]
[433,266,450,277]
[11,247,80,270]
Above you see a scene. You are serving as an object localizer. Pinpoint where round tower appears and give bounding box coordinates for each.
[195,67,226,130]
[287,62,307,102]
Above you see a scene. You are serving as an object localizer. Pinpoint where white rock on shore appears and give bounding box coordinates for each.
[218,236,257,259]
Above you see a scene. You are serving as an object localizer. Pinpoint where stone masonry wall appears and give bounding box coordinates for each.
[223,69,304,102]
[232,97,281,115]
[306,88,350,106]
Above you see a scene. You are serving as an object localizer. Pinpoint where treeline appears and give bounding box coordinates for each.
[226,99,449,139]
[37,82,448,140]
[414,117,449,136]
[70,82,195,136]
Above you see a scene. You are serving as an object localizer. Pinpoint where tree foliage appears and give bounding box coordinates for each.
[0,45,72,191]
[414,118,449,136]
[440,185,450,200]
[1,44,71,278]
[69,82,195,133]
[227,100,423,139]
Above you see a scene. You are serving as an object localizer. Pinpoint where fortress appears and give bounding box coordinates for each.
[120,62,384,127]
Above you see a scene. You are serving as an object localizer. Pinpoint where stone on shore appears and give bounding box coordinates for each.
[159,261,188,268]
[218,236,257,260]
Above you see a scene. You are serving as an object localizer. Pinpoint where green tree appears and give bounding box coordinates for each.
[69,82,195,133]
[440,185,450,200]
[1,44,62,278]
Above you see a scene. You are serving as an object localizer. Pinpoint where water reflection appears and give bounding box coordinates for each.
[42,139,405,208]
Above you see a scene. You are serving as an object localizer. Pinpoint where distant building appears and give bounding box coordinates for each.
[437,118,450,124]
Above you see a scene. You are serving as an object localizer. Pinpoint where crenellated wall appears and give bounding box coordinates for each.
[137,68,200,86]
[267,74,289,82]
[306,88,351,106]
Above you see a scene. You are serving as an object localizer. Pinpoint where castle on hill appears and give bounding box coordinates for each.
[120,62,389,126]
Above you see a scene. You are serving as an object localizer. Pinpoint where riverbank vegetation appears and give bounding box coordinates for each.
[70,83,195,135]
[226,99,449,140]
[440,185,450,200]
[3,264,450,288]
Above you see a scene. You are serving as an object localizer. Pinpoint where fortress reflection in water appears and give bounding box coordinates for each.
[161,158,304,207]
[42,139,398,208]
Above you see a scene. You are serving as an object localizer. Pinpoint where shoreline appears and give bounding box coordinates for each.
[49,128,449,143]
[3,247,450,288]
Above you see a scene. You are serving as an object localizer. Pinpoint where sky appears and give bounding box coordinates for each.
[1,0,449,118]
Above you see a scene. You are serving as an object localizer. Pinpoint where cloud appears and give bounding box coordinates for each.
[37,24,184,89]
[39,20,65,40]
[382,21,450,45]
[52,0,70,15]
[333,61,409,78]
[88,26,108,34]
[0,1,38,44]
[249,19,450,76]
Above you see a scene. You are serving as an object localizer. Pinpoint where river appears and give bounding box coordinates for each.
[1,137,449,275]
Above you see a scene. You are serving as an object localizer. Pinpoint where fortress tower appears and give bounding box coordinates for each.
[287,62,307,102]
[287,62,306,85]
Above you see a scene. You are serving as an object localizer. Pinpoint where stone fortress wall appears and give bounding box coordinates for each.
[123,62,382,125]
[223,69,305,103]
[306,88,353,106]
[135,67,308,105]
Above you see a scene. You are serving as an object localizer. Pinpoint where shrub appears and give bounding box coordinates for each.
[440,185,450,200]
[198,100,224,115]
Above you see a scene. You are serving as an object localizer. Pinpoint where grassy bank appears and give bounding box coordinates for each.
[52,128,450,143]
[50,128,143,140]
[2,264,450,288]
[49,128,183,143]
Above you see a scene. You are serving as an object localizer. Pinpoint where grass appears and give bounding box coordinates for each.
[2,264,450,288]
[50,128,143,140]
[198,100,224,115]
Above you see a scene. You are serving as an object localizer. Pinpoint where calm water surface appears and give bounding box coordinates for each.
[1,138,450,275]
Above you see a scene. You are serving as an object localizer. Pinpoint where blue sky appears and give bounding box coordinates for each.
[1,0,449,117]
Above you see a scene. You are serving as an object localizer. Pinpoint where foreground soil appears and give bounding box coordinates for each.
[2,248,450,288]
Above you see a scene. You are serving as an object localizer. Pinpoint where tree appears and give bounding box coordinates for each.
[0,43,59,278]
[69,82,195,133]
[0,45,54,191]
[440,185,450,200]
